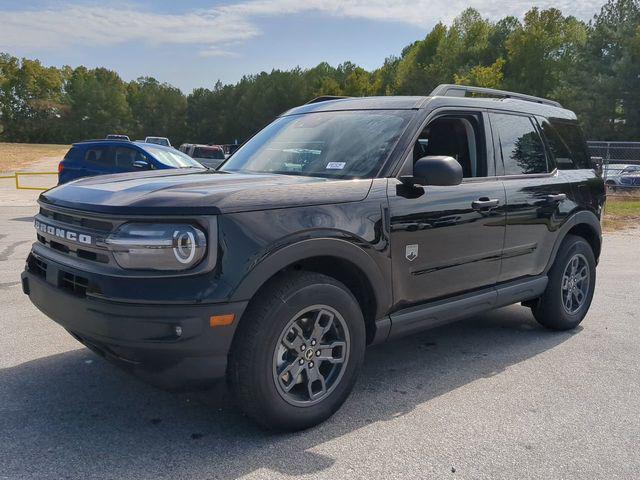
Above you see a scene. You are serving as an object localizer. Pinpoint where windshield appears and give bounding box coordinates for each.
[143,145,203,168]
[194,147,225,160]
[221,110,414,179]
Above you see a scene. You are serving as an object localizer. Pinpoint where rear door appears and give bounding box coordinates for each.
[388,110,506,308]
[490,112,574,282]
[65,145,113,181]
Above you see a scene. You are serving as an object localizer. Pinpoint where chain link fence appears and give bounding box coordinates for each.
[588,141,640,193]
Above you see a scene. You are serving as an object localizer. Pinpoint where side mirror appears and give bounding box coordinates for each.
[402,156,463,187]
[132,160,149,169]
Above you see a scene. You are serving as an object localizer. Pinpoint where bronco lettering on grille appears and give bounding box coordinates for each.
[34,219,92,245]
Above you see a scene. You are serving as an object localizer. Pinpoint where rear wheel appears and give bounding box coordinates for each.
[532,235,596,330]
[228,271,366,431]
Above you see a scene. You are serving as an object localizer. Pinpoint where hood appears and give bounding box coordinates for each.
[40,169,373,215]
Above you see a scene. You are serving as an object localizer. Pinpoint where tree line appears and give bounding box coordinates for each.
[0,0,638,146]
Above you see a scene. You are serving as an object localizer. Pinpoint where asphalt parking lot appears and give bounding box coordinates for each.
[1,204,639,480]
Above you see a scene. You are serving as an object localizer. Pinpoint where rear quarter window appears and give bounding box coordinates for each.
[540,119,590,170]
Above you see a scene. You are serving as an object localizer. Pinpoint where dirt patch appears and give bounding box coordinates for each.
[0,143,69,173]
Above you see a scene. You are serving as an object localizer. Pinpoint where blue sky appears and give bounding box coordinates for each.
[0,0,605,93]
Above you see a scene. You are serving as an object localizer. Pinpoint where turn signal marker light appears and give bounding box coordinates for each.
[210,314,235,327]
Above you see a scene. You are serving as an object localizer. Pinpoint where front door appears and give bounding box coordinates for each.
[388,111,506,309]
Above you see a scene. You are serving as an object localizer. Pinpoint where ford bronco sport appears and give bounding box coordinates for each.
[22,85,605,431]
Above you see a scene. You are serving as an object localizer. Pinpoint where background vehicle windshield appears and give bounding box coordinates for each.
[142,145,203,168]
[221,110,414,179]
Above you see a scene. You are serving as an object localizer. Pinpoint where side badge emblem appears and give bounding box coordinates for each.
[405,244,418,262]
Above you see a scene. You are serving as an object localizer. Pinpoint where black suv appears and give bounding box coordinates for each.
[22,85,605,431]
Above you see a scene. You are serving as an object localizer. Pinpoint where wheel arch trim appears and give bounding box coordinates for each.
[545,210,602,273]
[229,238,391,319]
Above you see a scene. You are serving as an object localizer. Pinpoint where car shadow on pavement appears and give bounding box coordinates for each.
[1,305,578,479]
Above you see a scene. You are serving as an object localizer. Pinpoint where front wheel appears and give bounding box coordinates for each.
[532,235,596,330]
[228,271,366,431]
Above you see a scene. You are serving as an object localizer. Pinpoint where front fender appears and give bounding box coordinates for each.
[229,237,391,319]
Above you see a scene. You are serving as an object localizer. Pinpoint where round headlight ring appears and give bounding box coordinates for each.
[173,229,197,264]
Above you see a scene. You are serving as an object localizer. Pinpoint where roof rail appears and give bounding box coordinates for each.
[305,95,350,104]
[74,138,132,143]
[430,84,562,108]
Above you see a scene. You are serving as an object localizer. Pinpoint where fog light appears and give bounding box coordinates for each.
[174,325,183,337]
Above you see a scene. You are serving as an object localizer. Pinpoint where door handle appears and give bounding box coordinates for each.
[472,198,500,210]
[546,193,567,202]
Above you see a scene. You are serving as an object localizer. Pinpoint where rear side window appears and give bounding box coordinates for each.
[544,120,590,169]
[491,113,548,175]
[539,119,572,169]
[84,147,111,166]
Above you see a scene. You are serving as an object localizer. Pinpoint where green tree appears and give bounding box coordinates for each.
[503,8,587,97]
[395,23,448,94]
[565,0,640,139]
[2,2,640,145]
[0,54,66,142]
[65,66,132,142]
[127,77,187,144]
[454,58,505,88]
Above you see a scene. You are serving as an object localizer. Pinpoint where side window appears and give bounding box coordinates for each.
[549,121,590,169]
[83,147,111,167]
[113,147,142,169]
[539,118,573,169]
[491,113,547,175]
[413,114,487,178]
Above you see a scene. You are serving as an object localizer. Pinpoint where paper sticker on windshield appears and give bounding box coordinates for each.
[326,162,346,170]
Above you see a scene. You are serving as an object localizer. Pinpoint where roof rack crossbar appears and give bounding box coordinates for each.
[430,84,562,108]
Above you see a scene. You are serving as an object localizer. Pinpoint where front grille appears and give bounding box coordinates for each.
[28,255,47,278]
[36,207,114,265]
[59,271,90,297]
[39,207,113,232]
[38,235,109,264]
[27,254,100,298]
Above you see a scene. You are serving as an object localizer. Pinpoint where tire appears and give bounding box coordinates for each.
[532,235,596,330]
[228,271,366,431]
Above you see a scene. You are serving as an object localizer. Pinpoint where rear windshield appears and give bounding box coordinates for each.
[142,145,202,168]
[194,147,225,160]
[146,137,170,146]
[64,146,80,161]
[221,110,414,179]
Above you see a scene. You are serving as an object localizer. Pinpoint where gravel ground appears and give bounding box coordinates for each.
[0,205,638,480]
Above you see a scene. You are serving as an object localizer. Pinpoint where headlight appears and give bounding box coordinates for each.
[105,223,207,271]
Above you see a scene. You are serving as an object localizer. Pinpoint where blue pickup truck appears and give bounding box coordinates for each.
[58,140,204,184]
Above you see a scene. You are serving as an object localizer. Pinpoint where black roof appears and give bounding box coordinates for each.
[283,86,576,120]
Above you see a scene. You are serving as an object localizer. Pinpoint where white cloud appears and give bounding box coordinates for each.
[0,0,604,55]
[0,4,258,53]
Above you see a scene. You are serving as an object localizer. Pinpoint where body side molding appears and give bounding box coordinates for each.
[373,275,548,343]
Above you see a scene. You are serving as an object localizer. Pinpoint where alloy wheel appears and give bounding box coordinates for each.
[272,305,350,407]
[561,253,590,315]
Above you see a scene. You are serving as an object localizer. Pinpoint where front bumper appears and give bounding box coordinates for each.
[21,256,247,389]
